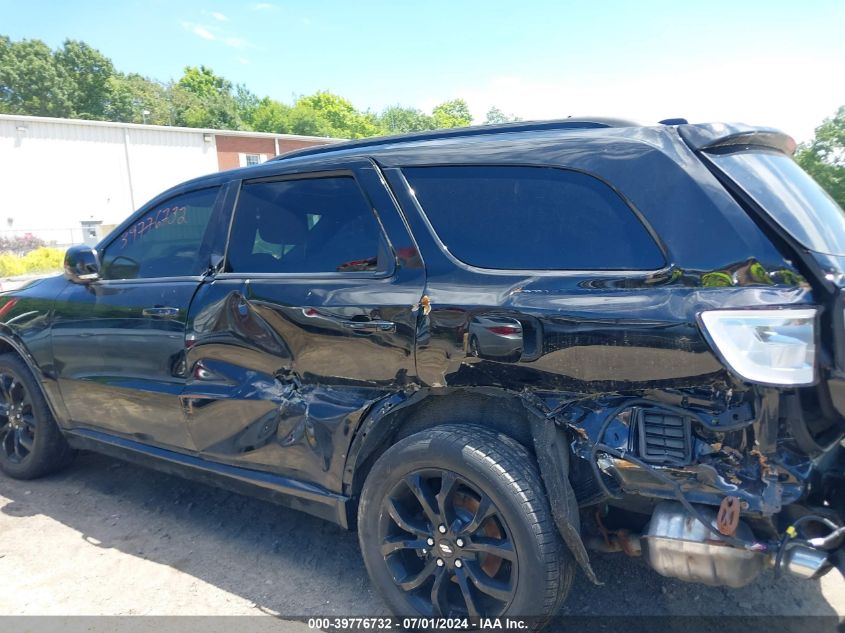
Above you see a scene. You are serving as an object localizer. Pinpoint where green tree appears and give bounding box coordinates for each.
[248,97,291,133]
[173,65,242,129]
[105,73,172,125]
[484,106,520,125]
[0,36,75,117]
[377,105,436,134]
[235,84,260,128]
[294,91,380,138]
[432,98,473,128]
[55,39,114,119]
[796,106,845,209]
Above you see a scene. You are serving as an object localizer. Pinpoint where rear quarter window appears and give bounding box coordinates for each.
[403,166,664,270]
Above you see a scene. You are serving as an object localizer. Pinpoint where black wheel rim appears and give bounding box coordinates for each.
[379,469,518,618]
[0,371,36,463]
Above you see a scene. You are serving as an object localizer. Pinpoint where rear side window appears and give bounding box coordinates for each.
[708,150,845,257]
[227,176,388,274]
[403,166,664,270]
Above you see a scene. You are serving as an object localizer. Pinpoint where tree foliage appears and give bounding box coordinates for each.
[0,34,525,139]
[377,106,436,134]
[105,73,171,125]
[484,106,520,125]
[795,106,845,209]
[432,99,473,128]
[0,36,74,116]
[55,39,114,119]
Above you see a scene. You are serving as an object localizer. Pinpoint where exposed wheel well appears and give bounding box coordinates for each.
[346,390,536,499]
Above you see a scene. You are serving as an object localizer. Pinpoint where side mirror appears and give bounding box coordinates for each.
[64,245,101,284]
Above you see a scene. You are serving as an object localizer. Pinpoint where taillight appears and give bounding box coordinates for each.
[698,308,817,386]
[485,325,521,335]
[0,298,19,320]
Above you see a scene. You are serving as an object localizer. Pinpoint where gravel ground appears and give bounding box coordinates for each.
[0,451,842,632]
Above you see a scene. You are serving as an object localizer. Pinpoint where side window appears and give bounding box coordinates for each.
[404,166,665,270]
[101,187,220,280]
[227,176,389,274]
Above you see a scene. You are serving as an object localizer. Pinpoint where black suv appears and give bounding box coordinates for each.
[2,119,845,622]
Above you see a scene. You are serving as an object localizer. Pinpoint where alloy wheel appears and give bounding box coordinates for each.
[379,468,518,618]
[0,371,36,463]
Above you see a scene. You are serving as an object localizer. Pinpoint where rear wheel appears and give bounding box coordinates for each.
[0,354,72,480]
[358,425,572,621]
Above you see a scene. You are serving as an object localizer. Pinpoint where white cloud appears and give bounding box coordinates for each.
[193,25,215,40]
[451,56,845,143]
[238,57,251,65]
[181,19,252,49]
[210,11,228,22]
[181,22,217,41]
[252,2,276,10]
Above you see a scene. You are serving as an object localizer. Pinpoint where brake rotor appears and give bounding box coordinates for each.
[452,489,504,577]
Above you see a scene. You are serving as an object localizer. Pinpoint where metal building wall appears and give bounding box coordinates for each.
[0,115,219,245]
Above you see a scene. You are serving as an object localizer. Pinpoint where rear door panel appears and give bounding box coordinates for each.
[182,159,425,491]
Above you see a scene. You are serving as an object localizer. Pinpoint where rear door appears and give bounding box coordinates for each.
[181,159,425,491]
[51,184,229,450]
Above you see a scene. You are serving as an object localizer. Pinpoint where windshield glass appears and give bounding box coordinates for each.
[709,150,845,256]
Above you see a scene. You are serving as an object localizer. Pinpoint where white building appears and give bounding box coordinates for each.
[0,114,335,247]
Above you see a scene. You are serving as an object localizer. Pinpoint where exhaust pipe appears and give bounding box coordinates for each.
[624,502,834,587]
[780,542,831,579]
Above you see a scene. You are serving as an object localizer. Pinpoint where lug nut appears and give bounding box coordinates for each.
[455,559,463,568]
[436,558,444,567]
[438,524,447,534]
[456,538,464,547]
[427,537,435,546]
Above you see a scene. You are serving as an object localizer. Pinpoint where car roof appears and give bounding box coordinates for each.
[155,119,793,200]
[270,117,649,162]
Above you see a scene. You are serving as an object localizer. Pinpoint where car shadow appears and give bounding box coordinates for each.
[0,451,841,629]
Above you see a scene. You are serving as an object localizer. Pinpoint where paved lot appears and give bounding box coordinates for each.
[0,451,842,632]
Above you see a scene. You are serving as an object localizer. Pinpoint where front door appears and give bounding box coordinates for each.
[51,185,227,450]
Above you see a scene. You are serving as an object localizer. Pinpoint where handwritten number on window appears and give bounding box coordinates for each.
[117,206,188,249]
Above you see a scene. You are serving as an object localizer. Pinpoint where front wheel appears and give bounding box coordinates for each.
[358,425,572,622]
[0,353,72,480]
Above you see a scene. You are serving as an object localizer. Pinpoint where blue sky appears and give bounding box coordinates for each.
[1,0,844,141]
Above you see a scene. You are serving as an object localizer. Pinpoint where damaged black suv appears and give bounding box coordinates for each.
[2,118,845,622]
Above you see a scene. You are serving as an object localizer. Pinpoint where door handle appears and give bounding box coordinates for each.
[342,320,396,333]
[142,306,180,318]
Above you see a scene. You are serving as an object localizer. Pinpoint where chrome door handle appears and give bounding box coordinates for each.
[342,320,396,333]
[142,306,180,318]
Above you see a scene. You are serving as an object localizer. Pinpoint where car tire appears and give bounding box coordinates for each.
[0,353,73,480]
[358,424,573,622]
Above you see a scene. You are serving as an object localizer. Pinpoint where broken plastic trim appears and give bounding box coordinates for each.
[589,398,768,551]
[527,409,602,585]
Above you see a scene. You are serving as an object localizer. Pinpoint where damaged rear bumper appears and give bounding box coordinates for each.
[526,384,845,588]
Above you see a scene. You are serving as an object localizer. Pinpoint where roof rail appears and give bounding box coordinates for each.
[271,117,645,162]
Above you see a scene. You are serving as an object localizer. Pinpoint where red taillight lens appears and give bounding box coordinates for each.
[485,325,521,335]
[0,299,19,320]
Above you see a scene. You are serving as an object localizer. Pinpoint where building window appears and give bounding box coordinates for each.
[239,153,267,167]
